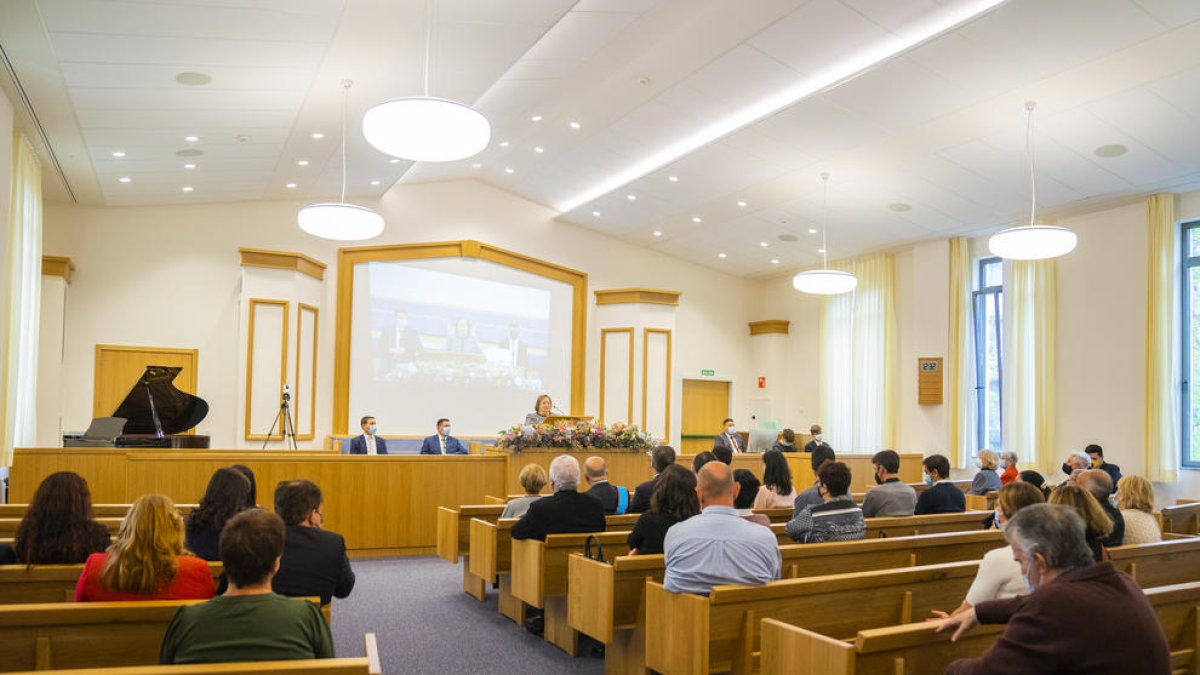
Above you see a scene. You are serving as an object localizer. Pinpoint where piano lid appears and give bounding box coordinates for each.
[111,366,209,436]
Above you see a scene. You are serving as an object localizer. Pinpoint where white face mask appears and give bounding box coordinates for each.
[441,425,451,436]
[999,460,1008,469]
[814,434,823,441]
[727,426,736,435]
[367,424,377,435]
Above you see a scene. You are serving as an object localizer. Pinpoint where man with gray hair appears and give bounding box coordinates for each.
[511,454,606,542]
[939,504,1169,674]
[1077,469,1124,547]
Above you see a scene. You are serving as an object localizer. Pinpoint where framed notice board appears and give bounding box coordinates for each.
[918,357,943,405]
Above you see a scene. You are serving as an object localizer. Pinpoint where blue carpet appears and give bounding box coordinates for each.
[330,556,605,675]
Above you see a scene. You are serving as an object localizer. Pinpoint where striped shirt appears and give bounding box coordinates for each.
[786,495,865,543]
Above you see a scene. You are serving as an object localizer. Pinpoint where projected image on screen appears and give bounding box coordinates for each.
[348,258,573,435]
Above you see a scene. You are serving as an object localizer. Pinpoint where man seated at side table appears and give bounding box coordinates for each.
[420,418,468,455]
[861,449,917,517]
[915,454,965,515]
[663,462,781,595]
[160,509,334,664]
[786,461,865,543]
[272,480,356,606]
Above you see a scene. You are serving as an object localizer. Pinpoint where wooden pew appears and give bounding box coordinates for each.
[569,530,1005,675]
[964,492,998,511]
[1161,501,1200,536]
[434,504,505,601]
[864,511,990,538]
[0,561,225,604]
[644,560,981,675]
[750,508,792,524]
[0,504,196,519]
[911,480,972,495]
[1110,537,1200,588]
[513,530,633,656]
[758,581,1200,675]
[0,517,125,538]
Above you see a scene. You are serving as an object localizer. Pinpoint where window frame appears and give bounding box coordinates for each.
[1180,221,1200,468]
[972,256,1003,455]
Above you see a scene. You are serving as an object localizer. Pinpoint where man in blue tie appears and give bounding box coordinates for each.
[420,418,468,455]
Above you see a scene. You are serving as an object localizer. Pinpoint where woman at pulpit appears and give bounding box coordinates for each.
[525,394,553,425]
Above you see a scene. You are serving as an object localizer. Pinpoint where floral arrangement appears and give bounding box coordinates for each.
[496,420,654,453]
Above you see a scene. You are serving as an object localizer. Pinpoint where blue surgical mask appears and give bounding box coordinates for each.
[1022,574,1032,592]
[924,474,934,486]
[994,509,1005,531]
[368,424,378,435]
[442,425,451,436]
[999,460,1008,469]
[727,426,736,435]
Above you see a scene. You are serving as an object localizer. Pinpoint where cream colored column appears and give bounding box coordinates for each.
[748,321,790,438]
[35,257,71,447]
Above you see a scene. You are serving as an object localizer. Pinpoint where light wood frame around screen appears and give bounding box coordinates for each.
[332,240,588,434]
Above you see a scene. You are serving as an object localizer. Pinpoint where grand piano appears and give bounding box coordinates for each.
[66,365,211,448]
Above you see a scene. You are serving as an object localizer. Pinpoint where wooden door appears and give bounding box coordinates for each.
[94,345,198,426]
[681,379,729,455]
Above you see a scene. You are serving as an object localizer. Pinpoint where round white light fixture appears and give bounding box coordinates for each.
[504,167,514,174]
[111,150,126,158]
[312,132,325,140]
[185,135,199,142]
[181,186,193,192]
[692,216,702,223]
[298,203,384,241]
[362,97,490,162]
[792,269,858,295]
[718,252,727,259]
[534,146,544,154]
[668,175,679,182]
[498,141,510,148]
[737,200,747,208]
[592,211,601,217]
[652,230,662,237]
[286,183,297,189]
[770,258,780,265]
[531,115,543,122]
[118,177,131,183]
[297,160,309,166]
[988,224,1077,260]
[569,121,581,130]
[184,163,196,169]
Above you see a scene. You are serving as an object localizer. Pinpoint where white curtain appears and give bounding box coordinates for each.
[1001,258,1056,476]
[0,133,43,467]
[820,254,897,452]
[1144,193,1178,483]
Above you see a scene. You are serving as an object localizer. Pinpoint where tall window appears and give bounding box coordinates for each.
[973,257,1003,453]
[1181,222,1200,468]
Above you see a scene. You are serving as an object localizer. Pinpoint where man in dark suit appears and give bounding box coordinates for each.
[583,456,628,514]
[914,454,966,515]
[629,445,676,513]
[804,424,835,470]
[419,418,468,455]
[348,415,387,455]
[713,418,744,455]
[271,480,355,605]
[512,455,606,541]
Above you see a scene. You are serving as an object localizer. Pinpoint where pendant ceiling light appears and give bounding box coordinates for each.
[793,173,858,295]
[362,0,490,162]
[988,101,1077,260]
[298,80,385,241]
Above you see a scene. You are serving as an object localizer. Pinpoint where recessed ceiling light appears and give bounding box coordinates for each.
[311,132,325,140]
[184,135,199,143]
[471,163,482,168]
[592,211,601,217]
[370,180,381,186]
[111,150,126,158]
[389,158,402,164]
[504,167,514,174]
[499,141,510,148]
[668,176,679,182]
[534,147,544,154]
[118,177,131,183]
[818,248,826,254]
[1094,143,1128,158]
[531,115,543,122]
[297,160,309,166]
[760,241,769,247]
[808,228,818,234]
[181,186,194,192]
[692,216,702,223]
[175,149,203,157]
[286,183,297,189]
[569,121,581,130]
[888,202,912,212]
[770,258,780,264]
[175,71,212,86]
[653,230,663,237]
[184,163,196,169]
[778,234,798,242]
[736,200,747,208]
[718,252,727,259]
[627,194,637,201]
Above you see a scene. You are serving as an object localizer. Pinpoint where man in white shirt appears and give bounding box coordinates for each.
[349,416,388,455]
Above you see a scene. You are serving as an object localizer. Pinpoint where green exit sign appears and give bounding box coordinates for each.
[700,369,715,377]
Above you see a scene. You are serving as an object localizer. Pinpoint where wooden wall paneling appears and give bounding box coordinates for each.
[600,328,634,425]
[295,304,318,440]
[245,299,289,441]
[93,345,198,428]
[642,329,672,441]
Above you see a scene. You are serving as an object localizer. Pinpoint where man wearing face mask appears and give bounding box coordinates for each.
[914,454,965,515]
[803,424,835,471]
[349,416,387,455]
[938,504,1169,674]
[713,418,744,455]
[420,418,468,455]
[860,450,916,517]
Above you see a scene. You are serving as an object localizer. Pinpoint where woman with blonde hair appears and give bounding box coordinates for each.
[1048,484,1114,562]
[502,464,548,519]
[969,450,1003,496]
[75,494,215,602]
[1116,475,1162,545]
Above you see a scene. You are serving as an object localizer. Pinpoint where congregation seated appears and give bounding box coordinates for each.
[731,469,771,526]
[915,454,966,515]
[753,449,797,509]
[15,471,110,565]
[231,464,259,507]
[771,427,798,453]
[969,450,1003,496]
[711,444,734,465]
[861,449,916,518]
[271,480,355,606]
[1060,450,1091,485]
[804,423,835,470]
[583,456,628,514]
[785,461,865,543]
[511,454,605,541]
[1116,475,1162,545]
[663,462,780,594]
[160,509,334,665]
[1017,469,1051,499]
[1047,485,1113,562]
[691,451,718,473]
[627,465,699,555]
[500,463,547,519]
[999,451,1018,485]
[185,467,252,561]
[629,445,675,514]
[76,494,215,602]
[938,504,1169,674]
[934,482,1045,620]
[1077,469,1124,547]
[791,458,831,515]
[1084,443,1123,486]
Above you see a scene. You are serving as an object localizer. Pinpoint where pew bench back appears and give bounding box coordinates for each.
[0,562,225,605]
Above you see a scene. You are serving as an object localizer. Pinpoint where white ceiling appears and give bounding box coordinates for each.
[4,0,1200,278]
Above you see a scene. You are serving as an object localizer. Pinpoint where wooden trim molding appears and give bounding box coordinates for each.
[42,256,74,283]
[295,303,319,441]
[642,328,672,440]
[748,320,790,336]
[245,299,290,441]
[600,328,635,425]
[332,240,588,434]
[594,288,681,306]
[239,247,327,281]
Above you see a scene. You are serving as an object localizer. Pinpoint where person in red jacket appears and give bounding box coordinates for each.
[938,503,1170,674]
[76,494,214,602]
[998,451,1019,485]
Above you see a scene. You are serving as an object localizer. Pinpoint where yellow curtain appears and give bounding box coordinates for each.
[1001,258,1057,476]
[1145,193,1178,483]
[946,237,974,468]
[0,133,43,468]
